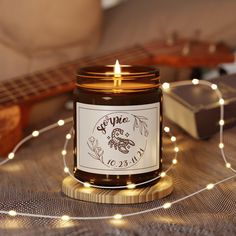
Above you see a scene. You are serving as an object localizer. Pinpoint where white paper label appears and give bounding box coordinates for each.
[76,102,160,175]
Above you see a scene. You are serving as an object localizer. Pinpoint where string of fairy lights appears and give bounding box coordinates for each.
[0,79,235,222]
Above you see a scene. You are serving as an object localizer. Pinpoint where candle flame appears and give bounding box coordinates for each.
[113,60,122,89]
[114,60,121,77]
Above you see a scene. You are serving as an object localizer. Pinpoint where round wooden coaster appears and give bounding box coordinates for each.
[62,176,173,204]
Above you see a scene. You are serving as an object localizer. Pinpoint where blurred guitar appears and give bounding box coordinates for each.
[0,39,234,156]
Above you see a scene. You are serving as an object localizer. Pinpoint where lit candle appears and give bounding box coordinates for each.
[74,61,162,187]
[113,60,122,91]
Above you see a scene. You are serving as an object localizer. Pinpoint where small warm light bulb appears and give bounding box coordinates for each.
[171,136,176,142]
[162,82,170,90]
[226,163,231,168]
[160,172,166,178]
[174,147,179,152]
[211,84,218,90]
[113,214,123,220]
[114,60,121,77]
[172,159,178,164]
[219,99,225,105]
[192,79,199,85]
[219,143,224,149]
[219,120,224,126]
[61,215,70,221]
[127,183,136,189]
[61,150,67,155]
[83,182,91,188]
[8,210,17,216]
[206,183,214,190]
[32,130,39,137]
[8,152,15,160]
[58,120,65,126]
[66,134,72,140]
[64,167,69,173]
[164,126,170,133]
[163,202,172,209]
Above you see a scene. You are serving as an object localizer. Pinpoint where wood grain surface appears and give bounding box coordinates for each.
[62,175,173,204]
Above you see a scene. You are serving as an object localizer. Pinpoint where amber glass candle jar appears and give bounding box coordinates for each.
[74,63,162,188]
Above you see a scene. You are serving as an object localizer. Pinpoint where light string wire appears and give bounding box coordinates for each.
[0,79,235,221]
[163,79,235,174]
[61,127,178,189]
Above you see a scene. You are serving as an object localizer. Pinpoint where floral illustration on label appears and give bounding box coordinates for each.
[87,136,104,163]
[86,112,149,169]
[133,115,149,137]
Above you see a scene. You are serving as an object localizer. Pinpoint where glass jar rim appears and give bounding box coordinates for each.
[77,65,159,78]
[76,65,160,92]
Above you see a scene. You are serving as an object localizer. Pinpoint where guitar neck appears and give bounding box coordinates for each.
[0,44,152,107]
[0,39,233,107]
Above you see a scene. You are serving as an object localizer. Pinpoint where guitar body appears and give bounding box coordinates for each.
[0,105,22,156]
